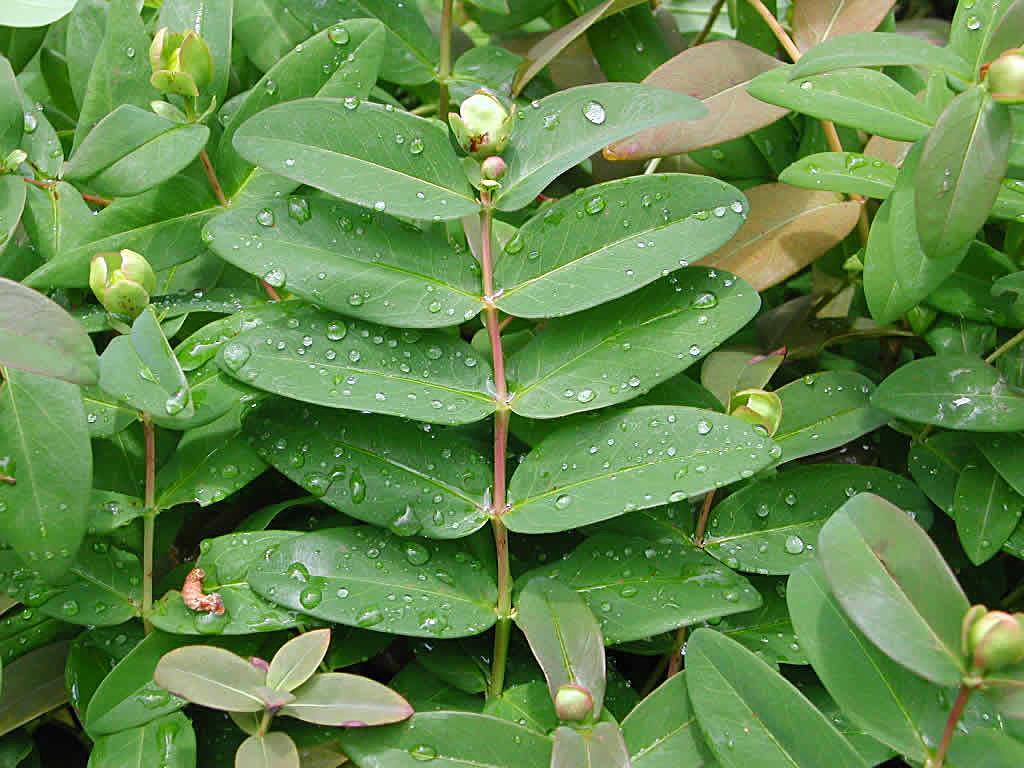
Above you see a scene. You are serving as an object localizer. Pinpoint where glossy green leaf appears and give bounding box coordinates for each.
[948,729,1024,768]
[37,540,141,626]
[154,645,268,712]
[953,462,1023,564]
[982,0,1024,63]
[216,304,495,425]
[99,306,194,422]
[65,624,144,720]
[155,411,265,508]
[283,672,413,725]
[873,354,1024,431]
[206,196,483,328]
[787,562,940,762]
[0,56,20,153]
[0,368,91,581]
[621,672,715,768]
[233,98,478,220]
[0,640,69,738]
[268,630,330,692]
[65,105,209,198]
[89,712,196,768]
[779,152,898,199]
[748,66,935,142]
[515,577,605,714]
[340,712,552,767]
[686,628,867,768]
[504,406,778,533]
[521,534,760,644]
[818,493,969,686]
[552,723,631,768]
[976,432,1024,498]
[790,32,970,80]
[714,575,804,665]
[915,87,1011,261]
[388,660,484,713]
[483,681,556,733]
[149,531,301,636]
[0,277,99,385]
[495,84,706,211]
[909,432,980,516]
[0,174,25,258]
[248,527,498,638]
[0,0,77,27]
[246,401,490,539]
[236,732,299,768]
[949,0,1018,77]
[704,465,931,575]
[495,176,746,319]
[21,181,92,265]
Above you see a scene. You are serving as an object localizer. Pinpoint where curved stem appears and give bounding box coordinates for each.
[438,0,454,120]
[142,413,156,634]
[199,148,227,207]
[689,0,726,48]
[986,327,1024,365]
[694,489,716,547]
[929,685,971,768]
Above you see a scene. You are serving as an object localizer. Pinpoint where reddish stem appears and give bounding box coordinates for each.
[931,685,971,768]
[199,148,228,207]
[694,489,717,547]
[23,176,112,207]
[260,280,281,301]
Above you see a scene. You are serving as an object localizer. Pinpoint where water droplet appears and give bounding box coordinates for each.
[410,137,424,155]
[582,101,606,125]
[410,745,437,761]
[576,388,595,403]
[343,96,360,110]
[163,388,188,416]
[784,493,797,506]
[966,14,982,30]
[692,292,717,310]
[264,79,278,95]
[356,608,383,627]
[404,543,431,566]
[263,267,286,287]
[299,586,323,609]
[326,321,347,341]
[785,535,805,555]
[222,342,251,371]
[61,600,79,616]
[328,24,351,44]
[348,293,365,306]
[256,208,275,227]
[585,196,606,215]
[124,46,136,58]
[697,420,712,435]
[22,113,37,134]
[800,80,813,90]
[555,494,573,509]
[350,470,366,503]
[287,197,311,222]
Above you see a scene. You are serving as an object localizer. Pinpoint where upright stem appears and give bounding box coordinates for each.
[438,0,454,120]
[694,489,716,547]
[929,685,972,768]
[480,190,513,698]
[689,0,726,48]
[142,413,156,634]
[199,149,227,207]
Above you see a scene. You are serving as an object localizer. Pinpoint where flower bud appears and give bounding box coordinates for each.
[985,49,1024,104]
[964,606,1024,673]
[481,156,507,182]
[150,28,214,98]
[554,684,594,722]
[449,90,514,158]
[728,389,783,437]
[89,249,156,319]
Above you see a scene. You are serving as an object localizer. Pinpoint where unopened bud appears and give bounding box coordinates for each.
[89,249,156,319]
[150,28,214,98]
[481,155,507,181]
[985,49,1024,104]
[964,606,1024,673]
[728,389,783,437]
[449,90,514,158]
[554,684,594,722]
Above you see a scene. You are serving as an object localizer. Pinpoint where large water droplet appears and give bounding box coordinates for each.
[222,342,251,371]
[582,101,606,125]
[784,535,805,555]
[404,543,431,566]
[555,494,573,509]
[350,470,366,503]
[328,24,351,44]
[287,197,311,223]
[163,388,188,416]
[256,208,275,227]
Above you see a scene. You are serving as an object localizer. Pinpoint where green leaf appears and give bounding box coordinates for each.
[64,105,210,198]
[154,645,268,712]
[953,461,1023,564]
[204,197,482,328]
[0,640,70,738]
[21,182,93,265]
[483,681,557,733]
[521,534,760,644]
[949,0,1018,77]
[283,672,413,725]
[704,465,931,575]
[714,575,804,665]
[0,277,99,385]
[0,176,25,262]
[982,0,1024,64]
[790,32,970,80]
[0,0,77,27]
[948,729,1024,768]
[515,577,606,714]
[621,672,715,768]
[506,268,758,417]
[787,562,940,762]
[976,432,1024,498]
[504,405,779,533]
[215,20,388,202]
[0,368,91,581]
[818,493,969,686]
[873,354,1024,431]
[99,306,194,422]
[340,712,553,767]
[248,527,498,638]
[245,401,490,539]
[268,630,331,692]
[748,66,935,142]
[159,0,233,109]
[0,606,77,668]
[73,0,158,151]
[915,87,1011,261]
[495,177,746,319]
[779,152,898,199]
[495,84,706,211]
[39,540,142,626]
[909,432,980,516]
[233,98,478,221]
[88,712,196,768]
[552,723,631,768]
[236,732,299,768]
[0,56,20,153]
[155,411,265,508]
[149,531,301,636]
[216,304,495,426]
[389,660,484,713]
[66,624,144,720]
[686,628,867,768]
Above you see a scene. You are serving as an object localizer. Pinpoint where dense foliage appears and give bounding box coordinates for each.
[0,0,1023,766]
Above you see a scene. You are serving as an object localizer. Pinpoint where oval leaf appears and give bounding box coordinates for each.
[790,32,969,80]
[552,723,631,768]
[621,672,715,768]
[779,152,898,200]
[282,672,413,725]
[236,732,299,768]
[953,462,1023,565]
[793,0,897,53]
[154,645,268,712]
[89,712,196,768]
[267,629,331,692]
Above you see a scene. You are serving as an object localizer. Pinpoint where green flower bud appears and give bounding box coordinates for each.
[89,249,156,319]
[966,607,1024,673]
[481,155,507,182]
[149,27,214,98]
[728,388,783,437]
[554,684,594,722]
[449,90,514,158]
[986,49,1024,104]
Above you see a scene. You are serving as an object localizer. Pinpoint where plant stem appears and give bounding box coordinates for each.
[689,0,726,48]
[693,489,716,547]
[666,626,688,677]
[199,148,228,207]
[22,176,111,207]
[438,0,454,120]
[986,327,1024,365]
[480,189,513,698]
[257,710,273,737]
[744,0,870,245]
[142,413,156,634]
[929,685,971,768]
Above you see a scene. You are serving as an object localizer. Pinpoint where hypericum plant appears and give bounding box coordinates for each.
[0,0,1023,766]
